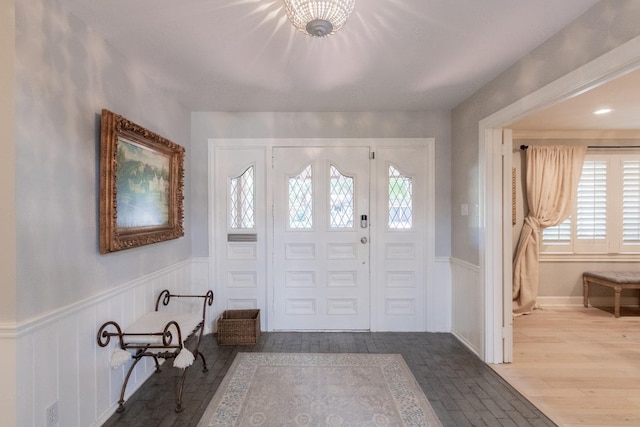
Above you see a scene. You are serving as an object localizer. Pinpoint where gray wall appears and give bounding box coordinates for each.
[451,0,640,265]
[190,111,452,258]
[14,0,192,322]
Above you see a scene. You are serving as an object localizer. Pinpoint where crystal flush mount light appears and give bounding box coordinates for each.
[283,0,356,37]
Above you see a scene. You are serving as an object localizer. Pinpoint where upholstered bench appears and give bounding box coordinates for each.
[583,271,640,318]
[97,289,213,412]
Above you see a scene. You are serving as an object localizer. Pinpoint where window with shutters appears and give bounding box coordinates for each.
[541,153,640,256]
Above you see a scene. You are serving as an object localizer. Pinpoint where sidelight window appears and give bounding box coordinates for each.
[388,164,412,229]
[229,166,255,229]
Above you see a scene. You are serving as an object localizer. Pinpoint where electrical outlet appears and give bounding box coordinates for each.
[46,401,58,427]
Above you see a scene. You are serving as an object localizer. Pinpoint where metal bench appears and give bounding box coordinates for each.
[97,289,213,412]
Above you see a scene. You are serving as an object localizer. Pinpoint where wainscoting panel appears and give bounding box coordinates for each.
[15,259,211,427]
[451,258,482,357]
[0,331,17,427]
[428,257,452,332]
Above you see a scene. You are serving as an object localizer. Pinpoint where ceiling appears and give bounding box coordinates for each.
[57,0,600,112]
[509,68,640,131]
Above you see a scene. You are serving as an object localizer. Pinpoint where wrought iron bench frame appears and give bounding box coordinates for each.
[97,289,214,413]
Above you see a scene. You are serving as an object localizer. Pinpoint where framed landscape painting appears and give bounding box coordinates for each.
[99,109,185,253]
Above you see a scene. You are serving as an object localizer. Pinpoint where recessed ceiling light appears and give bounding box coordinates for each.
[593,108,613,115]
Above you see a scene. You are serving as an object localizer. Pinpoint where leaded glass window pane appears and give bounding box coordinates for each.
[229,166,255,229]
[389,164,412,229]
[289,165,313,229]
[329,165,354,228]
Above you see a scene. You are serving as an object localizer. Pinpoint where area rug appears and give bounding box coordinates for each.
[197,353,442,427]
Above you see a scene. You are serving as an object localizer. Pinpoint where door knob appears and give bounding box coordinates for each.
[360,237,368,244]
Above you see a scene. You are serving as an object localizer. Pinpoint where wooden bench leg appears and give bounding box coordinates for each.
[583,277,590,308]
[614,285,622,318]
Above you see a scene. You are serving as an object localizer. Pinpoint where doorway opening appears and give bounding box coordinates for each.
[479,35,640,364]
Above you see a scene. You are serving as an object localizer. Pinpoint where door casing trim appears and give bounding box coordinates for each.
[208,138,435,332]
[479,35,640,364]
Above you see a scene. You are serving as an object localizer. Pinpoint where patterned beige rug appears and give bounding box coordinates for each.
[197,353,442,426]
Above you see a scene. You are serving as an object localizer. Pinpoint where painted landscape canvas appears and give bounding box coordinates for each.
[116,138,170,228]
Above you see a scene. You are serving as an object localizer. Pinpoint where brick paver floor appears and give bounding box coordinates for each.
[102,332,555,427]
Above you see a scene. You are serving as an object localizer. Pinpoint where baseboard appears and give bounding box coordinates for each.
[91,367,157,427]
[452,331,481,358]
[537,295,639,307]
[536,296,583,306]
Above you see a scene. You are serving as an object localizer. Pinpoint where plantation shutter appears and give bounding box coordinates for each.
[574,160,607,252]
[540,153,640,256]
[622,160,640,247]
[542,218,571,243]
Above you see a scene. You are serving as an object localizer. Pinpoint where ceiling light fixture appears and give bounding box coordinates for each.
[283,0,356,37]
[593,108,613,115]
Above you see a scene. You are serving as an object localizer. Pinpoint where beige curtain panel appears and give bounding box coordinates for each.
[513,145,587,314]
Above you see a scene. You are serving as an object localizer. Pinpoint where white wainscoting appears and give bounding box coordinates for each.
[427,257,452,332]
[11,255,457,426]
[15,258,211,427]
[0,327,17,427]
[450,258,482,357]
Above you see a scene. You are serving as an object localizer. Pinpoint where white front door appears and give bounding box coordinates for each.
[272,147,370,330]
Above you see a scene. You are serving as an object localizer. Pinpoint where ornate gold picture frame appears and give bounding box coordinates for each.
[99,109,185,253]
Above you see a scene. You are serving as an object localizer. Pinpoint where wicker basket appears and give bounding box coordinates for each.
[216,309,261,345]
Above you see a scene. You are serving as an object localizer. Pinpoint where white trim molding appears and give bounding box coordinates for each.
[0,323,17,339]
[513,129,640,140]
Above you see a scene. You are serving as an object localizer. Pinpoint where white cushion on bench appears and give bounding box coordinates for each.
[124,311,201,345]
[110,311,201,370]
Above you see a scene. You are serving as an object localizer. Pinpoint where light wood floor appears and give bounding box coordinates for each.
[491,306,640,427]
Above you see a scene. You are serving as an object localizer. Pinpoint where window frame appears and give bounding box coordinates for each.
[540,151,640,258]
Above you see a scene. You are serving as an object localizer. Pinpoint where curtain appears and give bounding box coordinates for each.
[513,145,587,314]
